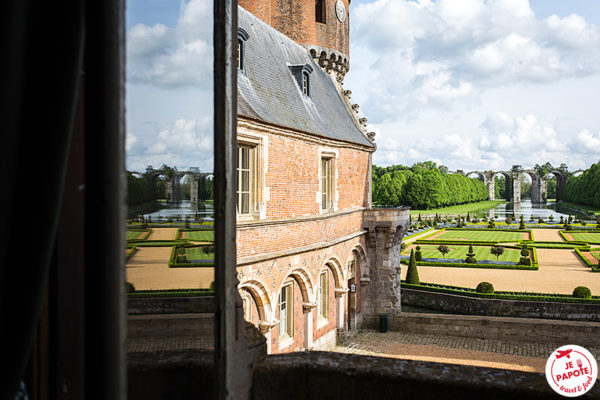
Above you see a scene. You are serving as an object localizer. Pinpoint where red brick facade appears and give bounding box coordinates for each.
[239,0,350,58]
[236,118,372,353]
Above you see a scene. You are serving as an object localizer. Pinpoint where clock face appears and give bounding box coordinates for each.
[335,0,346,23]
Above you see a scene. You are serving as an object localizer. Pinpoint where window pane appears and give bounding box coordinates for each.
[125,0,215,364]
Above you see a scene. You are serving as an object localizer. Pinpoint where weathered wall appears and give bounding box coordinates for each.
[402,287,600,322]
[127,296,214,315]
[364,312,600,346]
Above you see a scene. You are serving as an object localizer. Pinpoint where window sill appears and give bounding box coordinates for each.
[278,334,294,351]
[317,316,328,329]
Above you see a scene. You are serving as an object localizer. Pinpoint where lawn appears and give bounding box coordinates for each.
[185,247,214,260]
[183,230,214,242]
[407,245,521,263]
[409,200,507,216]
[432,229,525,242]
[566,232,600,244]
[126,230,147,240]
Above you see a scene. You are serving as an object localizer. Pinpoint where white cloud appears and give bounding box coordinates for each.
[127,0,213,89]
[348,0,600,122]
[575,129,600,154]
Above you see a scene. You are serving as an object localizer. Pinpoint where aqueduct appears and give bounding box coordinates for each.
[130,166,214,208]
[454,166,571,204]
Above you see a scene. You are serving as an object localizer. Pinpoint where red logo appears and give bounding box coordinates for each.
[546,345,597,397]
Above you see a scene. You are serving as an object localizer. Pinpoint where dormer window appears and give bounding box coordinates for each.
[237,28,249,72]
[289,64,314,98]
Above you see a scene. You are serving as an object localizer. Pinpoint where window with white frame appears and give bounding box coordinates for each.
[321,156,332,210]
[317,270,328,319]
[279,282,293,337]
[237,144,254,215]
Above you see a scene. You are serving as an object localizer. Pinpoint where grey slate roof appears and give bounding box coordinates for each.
[237,7,374,148]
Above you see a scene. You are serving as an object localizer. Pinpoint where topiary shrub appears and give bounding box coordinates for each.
[406,249,420,285]
[520,248,530,257]
[572,286,592,299]
[209,281,215,291]
[415,246,422,261]
[126,282,136,293]
[487,221,495,229]
[565,224,572,231]
[465,244,477,263]
[400,242,407,251]
[476,281,494,294]
[519,257,531,266]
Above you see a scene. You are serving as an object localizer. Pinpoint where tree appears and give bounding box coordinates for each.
[406,249,420,284]
[519,215,525,230]
[415,246,423,261]
[437,245,450,259]
[490,245,504,261]
[465,244,477,263]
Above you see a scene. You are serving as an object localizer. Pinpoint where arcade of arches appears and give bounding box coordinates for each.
[457,168,581,203]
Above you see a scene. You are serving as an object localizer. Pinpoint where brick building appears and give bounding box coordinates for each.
[235,1,408,353]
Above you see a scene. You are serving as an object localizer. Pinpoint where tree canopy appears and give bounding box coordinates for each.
[372,162,488,209]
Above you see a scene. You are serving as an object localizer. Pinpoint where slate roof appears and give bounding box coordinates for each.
[237,7,374,148]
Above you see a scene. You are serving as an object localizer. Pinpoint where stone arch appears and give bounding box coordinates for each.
[518,170,542,203]
[572,170,584,177]
[542,171,567,201]
[466,171,487,184]
[278,266,315,304]
[323,256,344,290]
[488,171,511,201]
[238,279,273,322]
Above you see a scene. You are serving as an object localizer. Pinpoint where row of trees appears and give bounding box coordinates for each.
[372,162,488,209]
[563,162,600,207]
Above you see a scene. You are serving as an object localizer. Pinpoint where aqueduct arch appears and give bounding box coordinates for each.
[454,168,570,203]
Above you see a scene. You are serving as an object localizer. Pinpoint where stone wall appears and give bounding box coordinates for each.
[128,296,214,315]
[364,312,600,346]
[402,287,600,322]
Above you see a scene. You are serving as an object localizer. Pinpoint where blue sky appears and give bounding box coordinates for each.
[126,0,600,172]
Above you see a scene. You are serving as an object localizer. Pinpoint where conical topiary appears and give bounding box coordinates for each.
[406,249,420,285]
[415,245,422,261]
[465,244,477,263]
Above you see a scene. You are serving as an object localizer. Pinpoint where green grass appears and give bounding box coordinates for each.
[126,231,143,240]
[409,200,507,216]
[185,247,214,260]
[408,245,521,262]
[183,230,214,241]
[434,229,525,242]
[566,232,600,244]
[558,201,600,216]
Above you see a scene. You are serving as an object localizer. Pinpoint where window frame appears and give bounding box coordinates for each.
[236,144,254,216]
[236,130,267,221]
[237,28,249,73]
[279,281,294,339]
[315,0,326,23]
[317,270,329,319]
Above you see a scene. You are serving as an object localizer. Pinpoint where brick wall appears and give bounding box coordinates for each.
[240,0,350,58]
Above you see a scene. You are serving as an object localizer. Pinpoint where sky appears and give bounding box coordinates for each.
[125,0,600,173]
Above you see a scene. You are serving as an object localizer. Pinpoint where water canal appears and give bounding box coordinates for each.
[464,200,589,221]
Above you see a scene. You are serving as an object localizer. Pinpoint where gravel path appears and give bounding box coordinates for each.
[148,227,177,240]
[126,247,213,290]
[532,229,564,242]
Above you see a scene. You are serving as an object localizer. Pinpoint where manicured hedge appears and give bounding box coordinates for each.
[128,288,214,298]
[169,244,215,268]
[402,228,435,241]
[126,228,152,241]
[574,248,600,272]
[125,246,138,262]
[520,240,590,249]
[400,259,538,270]
[401,281,600,304]
[414,239,500,246]
[128,240,188,247]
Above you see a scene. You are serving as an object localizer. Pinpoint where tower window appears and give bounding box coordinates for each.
[316,0,326,23]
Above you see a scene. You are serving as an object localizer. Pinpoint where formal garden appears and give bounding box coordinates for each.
[124,219,215,293]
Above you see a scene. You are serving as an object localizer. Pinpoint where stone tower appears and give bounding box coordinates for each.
[239,0,350,81]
